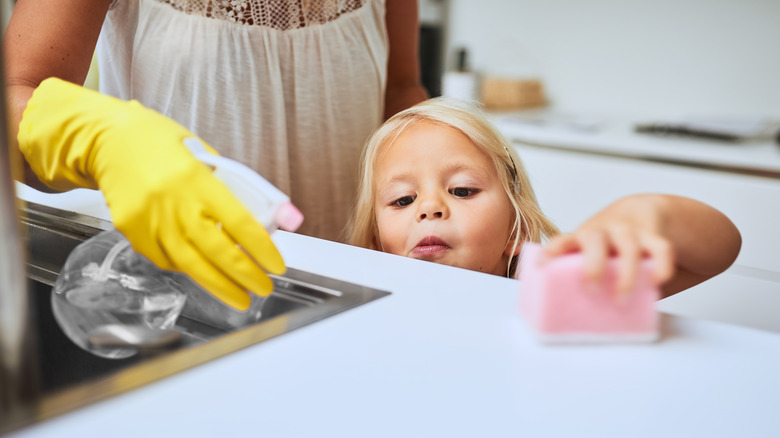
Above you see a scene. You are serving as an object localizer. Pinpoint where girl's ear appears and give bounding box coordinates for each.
[503,240,522,257]
[503,225,523,257]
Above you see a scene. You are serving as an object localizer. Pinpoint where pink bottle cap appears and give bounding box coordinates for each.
[275,202,304,232]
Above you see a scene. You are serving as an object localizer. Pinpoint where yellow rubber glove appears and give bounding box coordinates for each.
[18,78,285,310]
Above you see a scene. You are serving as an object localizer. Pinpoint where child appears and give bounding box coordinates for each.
[347,98,742,298]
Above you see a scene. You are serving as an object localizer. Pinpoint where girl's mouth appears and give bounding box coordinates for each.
[411,236,450,258]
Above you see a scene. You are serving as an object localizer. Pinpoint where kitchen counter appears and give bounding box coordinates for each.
[10,228,780,437]
[493,112,780,177]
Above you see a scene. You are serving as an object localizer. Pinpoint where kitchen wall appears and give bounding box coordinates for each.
[443,0,780,118]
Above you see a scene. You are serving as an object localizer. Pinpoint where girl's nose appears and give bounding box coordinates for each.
[416,195,449,222]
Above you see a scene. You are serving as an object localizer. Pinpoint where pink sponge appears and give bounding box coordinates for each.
[518,243,660,343]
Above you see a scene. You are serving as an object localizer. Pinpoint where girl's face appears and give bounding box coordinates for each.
[373,121,517,276]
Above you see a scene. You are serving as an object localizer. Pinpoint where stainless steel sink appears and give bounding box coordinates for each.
[3,201,390,434]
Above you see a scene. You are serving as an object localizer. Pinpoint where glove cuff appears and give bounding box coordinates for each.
[18,78,105,190]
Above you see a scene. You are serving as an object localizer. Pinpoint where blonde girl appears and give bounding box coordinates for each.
[348,97,558,277]
[348,97,741,299]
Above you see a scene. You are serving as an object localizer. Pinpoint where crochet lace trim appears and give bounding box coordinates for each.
[155,0,367,29]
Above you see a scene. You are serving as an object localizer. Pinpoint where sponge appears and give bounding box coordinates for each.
[518,243,660,343]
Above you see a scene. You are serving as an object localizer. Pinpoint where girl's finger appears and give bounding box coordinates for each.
[542,233,583,261]
[608,225,641,295]
[576,229,609,285]
[639,233,676,284]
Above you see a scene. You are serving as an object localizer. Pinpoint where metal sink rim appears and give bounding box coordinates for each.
[5,201,391,434]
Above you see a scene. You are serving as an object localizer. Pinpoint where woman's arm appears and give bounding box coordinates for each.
[4,0,111,189]
[384,0,428,119]
[543,194,742,298]
[8,4,289,309]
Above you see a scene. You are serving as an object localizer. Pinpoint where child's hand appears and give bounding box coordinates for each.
[540,197,676,295]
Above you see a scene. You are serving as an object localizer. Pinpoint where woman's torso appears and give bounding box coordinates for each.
[97,0,389,240]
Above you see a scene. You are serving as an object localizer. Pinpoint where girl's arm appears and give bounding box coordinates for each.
[384,0,429,119]
[542,194,742,298]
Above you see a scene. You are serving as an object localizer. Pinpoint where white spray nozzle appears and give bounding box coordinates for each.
[183,138,304,233]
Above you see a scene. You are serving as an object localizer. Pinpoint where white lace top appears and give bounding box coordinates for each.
[97,0,389,241]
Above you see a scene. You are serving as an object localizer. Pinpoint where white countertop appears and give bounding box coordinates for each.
[493,112,780,175]
[11,224,780,437]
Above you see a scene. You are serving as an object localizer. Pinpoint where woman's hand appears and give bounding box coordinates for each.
[18,78,286,310]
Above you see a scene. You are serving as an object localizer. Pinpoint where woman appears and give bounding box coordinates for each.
[5,0,428,307]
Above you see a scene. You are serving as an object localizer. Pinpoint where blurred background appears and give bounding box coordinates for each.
[422,0,780,117]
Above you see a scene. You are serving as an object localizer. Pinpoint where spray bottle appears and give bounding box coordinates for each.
[51,139,303,358]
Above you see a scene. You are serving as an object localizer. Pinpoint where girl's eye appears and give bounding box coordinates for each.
[451,187,477,198]
[391,195,415,207]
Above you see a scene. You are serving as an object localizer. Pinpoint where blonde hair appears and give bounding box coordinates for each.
[346,97,559,277]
